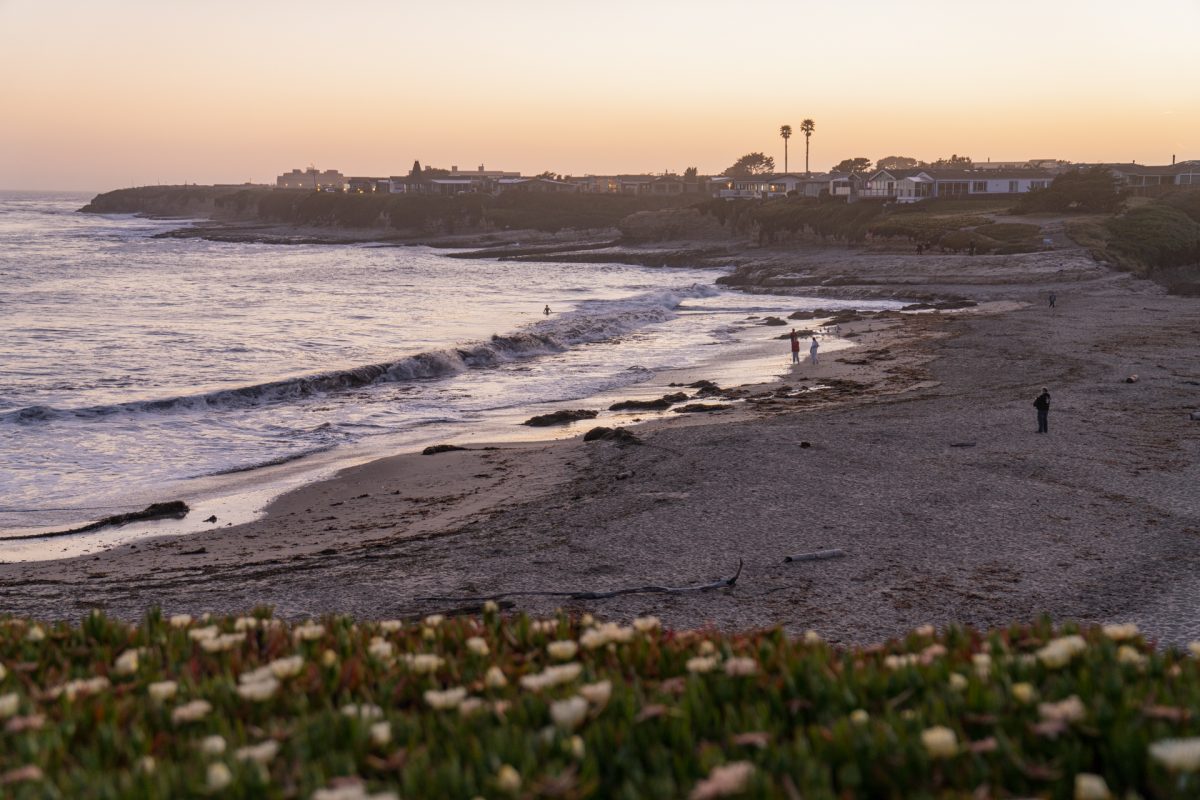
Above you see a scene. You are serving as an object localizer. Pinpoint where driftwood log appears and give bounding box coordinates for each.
[783,548,846,563]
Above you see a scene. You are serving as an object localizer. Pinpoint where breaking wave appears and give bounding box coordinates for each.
[2,284,717,425]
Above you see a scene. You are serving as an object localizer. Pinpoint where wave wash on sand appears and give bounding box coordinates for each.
[1,285,719,425]
[1,610,1198,798]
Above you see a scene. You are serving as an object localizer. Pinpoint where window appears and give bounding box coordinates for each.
[1030,180,1047,190]
[972,181,988,192]
[1009,180,1019,193]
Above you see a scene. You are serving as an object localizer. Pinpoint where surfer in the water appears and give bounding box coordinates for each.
[543,305,551,315]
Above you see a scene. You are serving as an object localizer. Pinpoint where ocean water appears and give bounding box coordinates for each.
[0,191,895,545]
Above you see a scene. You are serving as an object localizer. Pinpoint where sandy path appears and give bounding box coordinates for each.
[1,248,1197,646]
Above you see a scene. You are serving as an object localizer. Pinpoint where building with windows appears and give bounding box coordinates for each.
[275,168,346,191]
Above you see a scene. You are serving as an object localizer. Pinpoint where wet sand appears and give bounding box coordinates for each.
[2,247,1197,646]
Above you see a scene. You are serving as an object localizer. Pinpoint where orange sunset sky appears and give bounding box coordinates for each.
[2,0,1198,191]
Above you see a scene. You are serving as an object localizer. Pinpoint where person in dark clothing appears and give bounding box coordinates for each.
[789,328,800,364]
[1033,387,1051,433]
[1049,292,1057,308]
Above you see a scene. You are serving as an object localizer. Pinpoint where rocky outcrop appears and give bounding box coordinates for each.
[608,393,689,412]
[522,409,599,427]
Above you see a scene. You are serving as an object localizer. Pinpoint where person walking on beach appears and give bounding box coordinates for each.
[1033,387,1051,433]
[809,335,820,365]
[1048,292,1057,309]
[543,304,551,315]
[789,329,800,364]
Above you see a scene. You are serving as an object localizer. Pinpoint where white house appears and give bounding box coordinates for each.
[892,169,1053,203]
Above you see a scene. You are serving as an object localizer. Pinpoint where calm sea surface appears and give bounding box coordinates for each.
[0,191,894,539]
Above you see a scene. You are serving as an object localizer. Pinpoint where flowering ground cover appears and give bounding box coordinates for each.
[1,610,1199,799]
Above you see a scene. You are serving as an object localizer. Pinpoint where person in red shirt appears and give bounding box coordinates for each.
[789,329,800,364]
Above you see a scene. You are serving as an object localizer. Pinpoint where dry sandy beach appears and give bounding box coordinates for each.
[2,245,1198,646]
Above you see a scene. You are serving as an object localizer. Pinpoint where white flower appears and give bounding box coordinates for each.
[379,620,403,632]
[849,709,869,725]
[921,726,958,759]
[424,614,445,628]
[723,657,758,677]
[47,676,110,701]
[914,624,935,638]
[0,663,5,681]
[401,653,444,673]
[633,616,661,633]
[293,622,325,642]
[1102,623,1139,641]
[233,616,259,631]
[188,625,219,642]
[199,735,226,755]
[1074,772,1112,800]
[206,762,232,791]
[483,600,500,614]
[200,632,246,653]
[1036,635,1087,668]
[322,649,338,667]
[1148,737,1200,772]
[235,740,279,765]
[530,619,558,634]
[26,626,46,642]
[884,654,919,670]
[466,637,490,656]
[341,703,383,720]
[1117,645,1147,667]
[550,696,589,730]
[0,692,20,718]
[458,697,486,717]
[137,756,156,774]
[689,761,754,800]
[368,637,394,660]
[698,640,717,655]
[568,735,585,758]
[269,655,305,679]
[579,613,594,627]
[370,721,392,746]
[948,673,969,692]
[972,653,991,678]
[172,699,212,724]
[579,680,612,709]
[1011,683,1037,705]
[1039,695,1086,723]
[1188,641,1200,659]
[425,687,468,710]
[579,623,634,649]
[485,666,508,689]
[519,663,582,692]
[496,764,521,793]
[237,676,279,702]
[113,649,139,676]
[547,640,578,661]
[687,656,719,674]
[169,614,193,628]
[804,629,823,644]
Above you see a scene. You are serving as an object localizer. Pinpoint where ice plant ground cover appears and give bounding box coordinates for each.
[1,612,1199,798]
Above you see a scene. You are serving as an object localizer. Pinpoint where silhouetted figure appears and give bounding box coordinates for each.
[968,241,976,256]
[789,329,800,364]
[1033,387,1051,433]
[916,242,925,255]
[543,305,551,315]
[809,336,820,365]
[1049,292,1057,309]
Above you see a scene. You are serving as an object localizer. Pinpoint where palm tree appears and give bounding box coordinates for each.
[801,119,816,176]
[779,125,792,173]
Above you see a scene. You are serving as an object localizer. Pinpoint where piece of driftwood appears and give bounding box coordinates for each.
[783,548,846,564]
[415,560,743,603]
[0,501,190,541]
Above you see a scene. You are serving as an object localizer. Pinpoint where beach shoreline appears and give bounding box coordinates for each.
[2,244,1198,649]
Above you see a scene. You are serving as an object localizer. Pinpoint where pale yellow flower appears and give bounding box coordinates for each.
[269,655,305,679]
[485,666,508,689]
[206,762,232,791]
[233,616,259,631]
[293,622,325,642]
[1148,738,1200,772]
[1117,645,1147,667]
[237,676,279,702]
[47,676,110,701]
[580,623,634,649]
[368,637,394,660]
[519,662,582,692]
[579,613,595,627]
[424,614,445,628]
[530,619,558,634]
[633,616,661,633]
[550,695,589,730]
[171,699,212,724]
[422,627,436,640]
[235,740,279,765]
[1039,695,1086,724]
[972,653,991,678]
[579,680,612,709]
[921,726,958,759]
[458,697,486,717]
[137,756,156,774]
[169,614,193,628]
[914,624,935,637]
[1036,635,1087,668]
[497,764,521,793]
[466,637,490,656]
[884,654,919,670]
[188,625,219,642]
[341,703,383,720]
[401,653,445,673]
[379,620,403,632]
[547,640,579,661]
[1074,772,1112,800]
[1102,623,1139,641]
[689,761,754,800]
[698,640,717,655]
[1011,682,1037,705]
[804,629,823,644]
[687,656,719,674]
[1188,641,1200,659]
[0,663,6,681]
[370,721,392,746]
[113,649,139,677]
[146,680,177,704]
[199,735,226,755]
[849,709,869,725]
[948,673,969,692]
[0,692,20,719]
[483,600,500,614]
[424,686,468,710]
[322,649,338,667]
[200,632,246,653]
[723,657,757,677]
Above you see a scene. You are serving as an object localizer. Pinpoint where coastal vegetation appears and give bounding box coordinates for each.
[1,611,1198,798]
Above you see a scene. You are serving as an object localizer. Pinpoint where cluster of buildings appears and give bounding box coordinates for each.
[276,158,1200,204]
